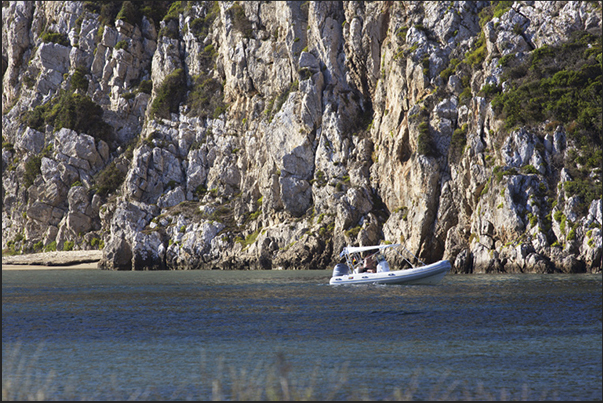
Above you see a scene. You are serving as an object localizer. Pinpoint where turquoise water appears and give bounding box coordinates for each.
[2,270,602,400]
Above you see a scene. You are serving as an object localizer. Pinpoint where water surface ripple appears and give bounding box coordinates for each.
[2,270,601,400]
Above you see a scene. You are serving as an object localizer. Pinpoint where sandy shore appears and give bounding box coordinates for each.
[2,250,102,270]
[2,262,100,270]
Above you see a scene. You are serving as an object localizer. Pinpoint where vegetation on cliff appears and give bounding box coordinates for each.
[490,30,602,212]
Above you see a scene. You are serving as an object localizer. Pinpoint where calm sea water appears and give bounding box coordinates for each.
[2,269,602,401]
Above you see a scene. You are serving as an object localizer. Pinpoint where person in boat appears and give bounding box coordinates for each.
[361,253,377,273]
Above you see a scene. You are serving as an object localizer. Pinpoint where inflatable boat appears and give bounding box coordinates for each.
[330,244,451,285]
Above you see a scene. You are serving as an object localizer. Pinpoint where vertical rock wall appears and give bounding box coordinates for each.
[2,1,601,272]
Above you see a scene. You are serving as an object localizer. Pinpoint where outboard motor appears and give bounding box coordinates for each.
[333,263,350,276]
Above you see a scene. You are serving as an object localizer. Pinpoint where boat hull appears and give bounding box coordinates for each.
[329,260,451,285]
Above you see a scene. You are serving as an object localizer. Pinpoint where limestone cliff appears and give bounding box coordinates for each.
[2,1,602,273]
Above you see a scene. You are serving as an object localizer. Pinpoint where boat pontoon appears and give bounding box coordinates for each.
[330,243,450,285]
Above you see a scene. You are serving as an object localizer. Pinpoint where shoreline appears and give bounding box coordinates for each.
[2,250,102,270]
[2,262,99,270]
[3,250,601,273]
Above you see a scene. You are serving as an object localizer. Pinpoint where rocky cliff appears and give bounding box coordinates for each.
[2,1,602,273]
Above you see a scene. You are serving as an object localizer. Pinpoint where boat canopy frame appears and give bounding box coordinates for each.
[339,243,425,272]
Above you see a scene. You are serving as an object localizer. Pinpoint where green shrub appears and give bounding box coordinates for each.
[158,1,183,38]
[492,166,503,183]
[63,241,74,251]
[449,123,468,161]
[116,1,141,26]
[87,0,171,30]
[478,1,513,28]
[2,141,15,153]
[264,98,275,119]
[417,121,436,157]
[396,26,408,41]
[492,165,519,183]
[115,40,128,51]
[44,241,57,252]
[564,179,601,211]
[459,86,472,105]
[498,53,515,67]
[528,213,538,227]
[503,167,518,176]
[138,2,173,30]
[480,177,491,197]
[492,30,601,135]
[213,104,228,119]
[138,79,153,94]
[189,17,205,38]
[465,32,487,68]
[23,156,42,188]
[187,74,226,119]
[51,92,113,143]
[84,1,122,26]
[23,91,113,144]
[344,225,362,238]
[299,67,312,81]
[150,68,187,119]
[553,210,564,223]
[477,5,493,28]
[194,185,207,198]
[522,165,539,175]
[203,44,217,57]
[93,161,126,197]
[236,228,262,248]
[163,1,183,22]
[227,2,253,38]
[493,1,514,18]
[313,170,326,187]
[71,67,89,92]
[567,225,577,241]
[560,215,567,234]
[394,206,409,221]
[439,58,461,82]
[479,83,501,97]
[40,31,70,47]
[422,55,430,76]
[248,210,261,220]
[189,2,219,40]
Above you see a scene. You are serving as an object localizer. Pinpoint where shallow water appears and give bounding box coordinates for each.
[2,269,602,400]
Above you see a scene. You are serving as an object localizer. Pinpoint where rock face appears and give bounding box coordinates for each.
[2,1,602,273]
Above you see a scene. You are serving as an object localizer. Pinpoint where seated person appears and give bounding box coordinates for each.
[361,254,377,273]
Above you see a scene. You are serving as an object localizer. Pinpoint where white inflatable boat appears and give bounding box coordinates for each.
[329,244,451,285]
